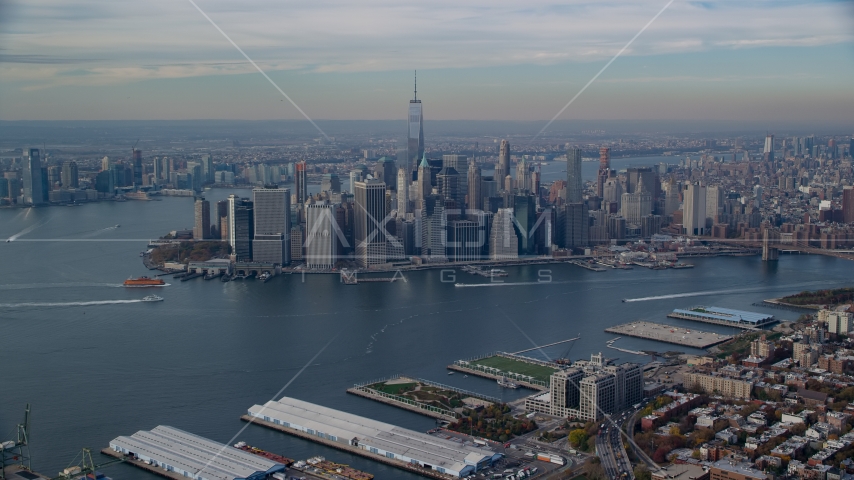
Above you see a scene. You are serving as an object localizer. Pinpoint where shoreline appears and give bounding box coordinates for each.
[146,253,747,277]
[761,298,823,311]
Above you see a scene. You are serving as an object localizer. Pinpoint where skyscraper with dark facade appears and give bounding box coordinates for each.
[216,200,229,240]
[514,194,536,256]
[132,149,143,187]
[294,161,308,206]
[23,148,45,205]
[597,147,610,198]
[566,147,583,203]
[467,159,482,211]
[194,197,210,240]
[374,157,396,189]
[565,202,589,249]
[419,194,447,262]
[843,186,854,224]
[227,195,254,262]
[496,140,510,190]
[252,187,291,265]
[436,167,461,209]
[355,178,387,267]
[407,75,424,172]
[201,154,214,184]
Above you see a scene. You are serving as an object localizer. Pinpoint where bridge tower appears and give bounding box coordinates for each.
[762,228,780,261]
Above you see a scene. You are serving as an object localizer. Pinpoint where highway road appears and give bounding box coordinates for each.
[596,419,634,480]
[625,407,661,474]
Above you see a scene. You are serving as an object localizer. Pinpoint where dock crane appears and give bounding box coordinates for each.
[51,448,124,480]
[554,333,581,365]
[1,405,31,480]
[2,406,123,480]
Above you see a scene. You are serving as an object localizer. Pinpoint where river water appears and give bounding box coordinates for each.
[1,155,850,479]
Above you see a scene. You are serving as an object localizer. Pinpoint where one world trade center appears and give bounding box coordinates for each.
[407,72,424,172]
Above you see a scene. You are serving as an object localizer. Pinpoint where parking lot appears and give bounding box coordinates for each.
[426,429,569,479]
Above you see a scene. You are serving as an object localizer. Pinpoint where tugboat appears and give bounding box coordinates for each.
[124,276,165,287]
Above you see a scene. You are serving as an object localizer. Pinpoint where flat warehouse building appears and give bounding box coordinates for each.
[109,425,285,480]
[248,396,500,478]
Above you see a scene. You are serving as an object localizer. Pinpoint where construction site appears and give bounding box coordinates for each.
[2,406,122,480]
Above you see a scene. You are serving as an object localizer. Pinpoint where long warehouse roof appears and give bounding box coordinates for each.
[248,397,496,474]
[109,425,283,480]
[673,306,773,324]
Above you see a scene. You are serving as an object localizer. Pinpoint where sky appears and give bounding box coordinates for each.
[1,0,853,124]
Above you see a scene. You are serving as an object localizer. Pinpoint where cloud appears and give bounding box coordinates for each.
[0,53,99,64]
[0,0,851,88]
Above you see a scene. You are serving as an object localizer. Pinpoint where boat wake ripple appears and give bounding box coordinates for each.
[0,299,152,308]
[622,281,828,303]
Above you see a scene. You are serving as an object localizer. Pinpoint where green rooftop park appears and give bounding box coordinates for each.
[469,355,558,383]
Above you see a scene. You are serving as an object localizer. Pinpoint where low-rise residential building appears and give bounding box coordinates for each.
[652,464,710,480]
[771,435,809,460]
[684,372,754,400]
[709,457,767,480]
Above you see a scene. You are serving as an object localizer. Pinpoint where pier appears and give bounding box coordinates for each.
[757,299,819,312]
[179,272,204,282]
[240,416,458,480]
[347,375,500,421]
[605,337,648,356]
[340,270,406,285]
[449,352,556,390]
[667,306,776,330]
[569,260,607,272]
[605,321,732,349]
[101,447,330,480]
[101,449,187,480]
[511,336,580,354]
[461,265,509,277]
[446,364,548,390]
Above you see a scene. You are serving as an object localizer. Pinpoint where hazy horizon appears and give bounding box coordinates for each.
[2,1,854,125]
[1,119,851,147]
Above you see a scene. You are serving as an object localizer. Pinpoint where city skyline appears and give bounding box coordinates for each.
[4,2,854,480]
[1,1,853,123]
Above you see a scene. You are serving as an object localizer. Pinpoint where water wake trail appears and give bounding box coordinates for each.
[7,217,52,242]
[623,288,744,302]
[0,299,151,308]
[454,281,569,288]
[622,281,828,303]
[79,225,120,238]
[0,283,125,290]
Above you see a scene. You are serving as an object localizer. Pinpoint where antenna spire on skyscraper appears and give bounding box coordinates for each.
[414,70,417,101]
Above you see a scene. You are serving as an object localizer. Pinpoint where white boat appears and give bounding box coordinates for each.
[448,371,454,375]
[497,376,519,389]
[142,295,163,302]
